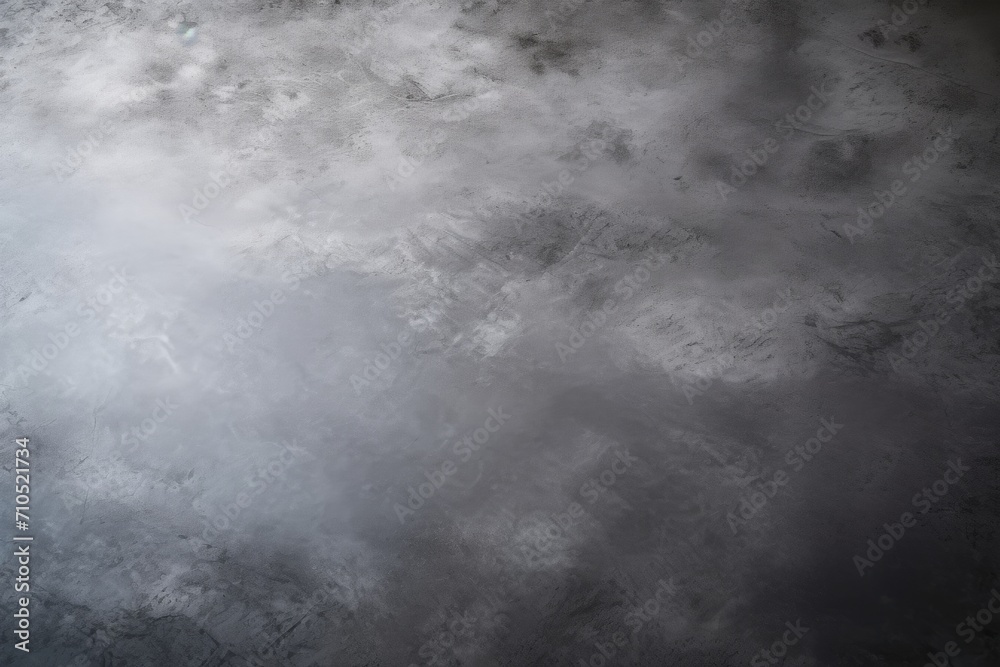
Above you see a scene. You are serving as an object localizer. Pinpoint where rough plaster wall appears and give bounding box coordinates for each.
[0,0,999,665]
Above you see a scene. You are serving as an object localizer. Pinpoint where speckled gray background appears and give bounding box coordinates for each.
[1,0,999,665]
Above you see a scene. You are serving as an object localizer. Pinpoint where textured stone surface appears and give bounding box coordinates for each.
[1,0,999,665]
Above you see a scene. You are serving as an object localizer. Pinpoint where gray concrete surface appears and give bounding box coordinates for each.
[1,0,999,665]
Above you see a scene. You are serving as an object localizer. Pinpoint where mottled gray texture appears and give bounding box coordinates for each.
[1,0,999,665]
